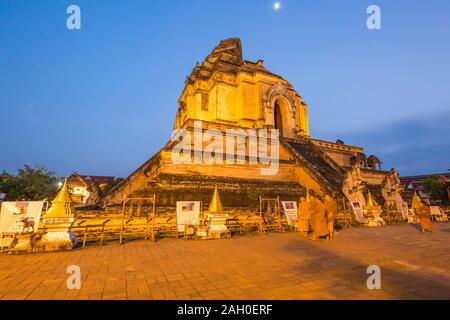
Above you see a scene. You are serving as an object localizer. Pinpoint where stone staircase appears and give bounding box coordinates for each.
[281,137,345,197]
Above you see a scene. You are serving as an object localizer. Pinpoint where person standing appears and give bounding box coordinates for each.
[297,197,311,235]
[417,203,434,233]
[310,195,329,240]
[324,195,338,239]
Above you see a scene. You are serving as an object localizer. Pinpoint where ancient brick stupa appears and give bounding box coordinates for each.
[104,38,402,218]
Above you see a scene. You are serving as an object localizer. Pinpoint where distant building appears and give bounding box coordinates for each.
[67,172,115,206]
[400,172,450,201]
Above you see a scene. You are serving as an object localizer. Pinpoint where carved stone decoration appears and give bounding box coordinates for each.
[381,168,403,198]
[292,126,304,135]
[368,154,382,171]
[253,120,266,129]
[342,163,387,227]
[263,83,297,124]
[342,163,366,198]
[381,168,409,220]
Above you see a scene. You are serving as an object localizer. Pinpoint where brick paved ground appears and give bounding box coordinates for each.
[0,223,449,300]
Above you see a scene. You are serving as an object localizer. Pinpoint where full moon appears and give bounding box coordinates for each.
[273,2,281,11]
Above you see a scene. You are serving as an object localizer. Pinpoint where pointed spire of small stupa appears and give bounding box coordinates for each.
[411,191,423,209]
[366,191,375,207]
[53,179,72,203]
[45,179,73,218]
[208,186,224,213]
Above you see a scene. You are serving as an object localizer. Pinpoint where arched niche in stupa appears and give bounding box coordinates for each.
[263,83,298,138]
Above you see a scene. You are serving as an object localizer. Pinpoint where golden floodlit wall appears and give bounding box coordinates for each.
[175,61,310,139]
[104,38,384,208]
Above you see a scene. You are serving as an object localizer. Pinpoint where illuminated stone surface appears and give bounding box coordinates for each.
[103,38,395,216]
[0,223,449,300]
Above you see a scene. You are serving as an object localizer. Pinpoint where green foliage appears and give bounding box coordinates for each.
[0,165,59,201]
[422,176,448,203]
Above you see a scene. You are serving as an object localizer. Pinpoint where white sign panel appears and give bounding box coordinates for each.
[0,201,44,234]
[351,201,365,223]
[281,201,298,226]
[176,201,201,233]
[401,202,409,220]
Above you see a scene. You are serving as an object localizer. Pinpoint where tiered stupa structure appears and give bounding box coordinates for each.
[208,187,224,213]
[41,180,78,250]
[103,38,402,220]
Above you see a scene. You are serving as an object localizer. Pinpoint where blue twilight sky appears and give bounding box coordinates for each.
[0,0,449,178]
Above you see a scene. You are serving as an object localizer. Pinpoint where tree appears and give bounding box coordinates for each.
[422,176,447,204]
[0,165,59,201]
[0,170,14,197]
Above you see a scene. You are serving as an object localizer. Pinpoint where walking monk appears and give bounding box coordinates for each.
[417,203,434,233]
[297,197,311,235]
[310,195,329,240]
[324,195,338,239]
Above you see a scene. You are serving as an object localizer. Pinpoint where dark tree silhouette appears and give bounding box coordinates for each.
[0,165,60,201]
